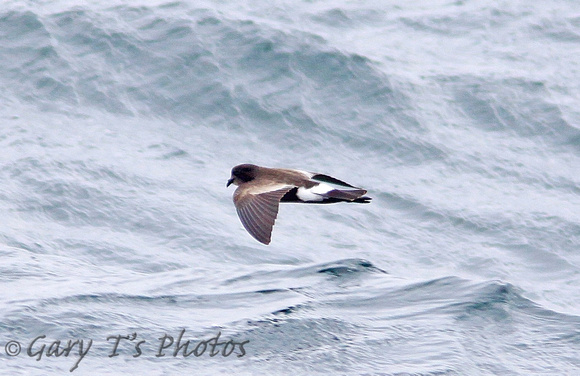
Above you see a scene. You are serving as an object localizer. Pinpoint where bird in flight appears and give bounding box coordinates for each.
[227,164,371,245]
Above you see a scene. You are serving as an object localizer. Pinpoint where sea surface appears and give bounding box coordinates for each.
[1,0,579,375]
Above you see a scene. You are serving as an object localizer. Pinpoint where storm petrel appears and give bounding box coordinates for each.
[227,164,371,245]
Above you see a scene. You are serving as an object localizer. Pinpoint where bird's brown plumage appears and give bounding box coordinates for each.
[228,164,371,245]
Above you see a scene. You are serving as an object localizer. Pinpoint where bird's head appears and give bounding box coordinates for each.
[227,164,259,187]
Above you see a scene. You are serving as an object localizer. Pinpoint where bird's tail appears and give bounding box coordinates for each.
[324,189,372,203]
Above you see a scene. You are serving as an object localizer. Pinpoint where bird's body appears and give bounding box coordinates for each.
[227,164,371,244]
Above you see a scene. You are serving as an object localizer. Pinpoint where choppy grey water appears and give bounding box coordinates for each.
[1,0,579,374]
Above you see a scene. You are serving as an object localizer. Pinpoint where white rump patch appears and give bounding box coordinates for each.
[296,183,333,202]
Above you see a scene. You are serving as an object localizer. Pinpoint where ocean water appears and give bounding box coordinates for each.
[1,0,579,374]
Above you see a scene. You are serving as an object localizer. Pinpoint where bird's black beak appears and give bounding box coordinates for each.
[226,177,234,187]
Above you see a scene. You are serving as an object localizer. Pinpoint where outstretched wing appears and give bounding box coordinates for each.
[310,173,358,188]
[233,187,292,245]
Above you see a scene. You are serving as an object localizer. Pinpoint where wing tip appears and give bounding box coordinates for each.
[235,189,290,245]
[354,195,372,203]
